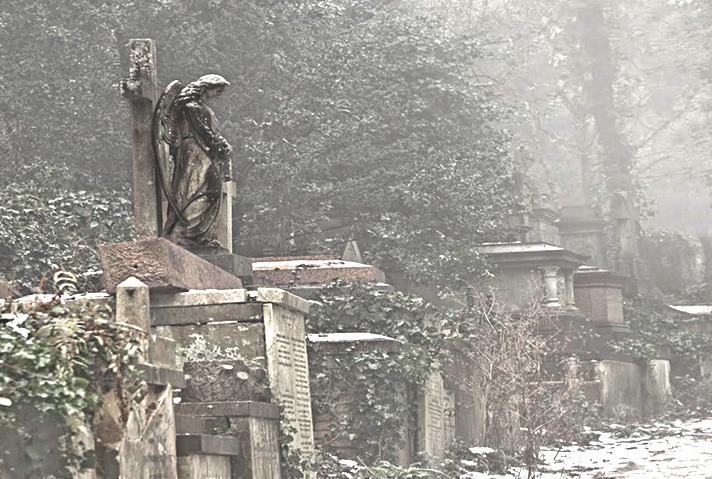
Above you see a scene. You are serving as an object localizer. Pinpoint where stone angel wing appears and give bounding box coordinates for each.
[152,80,186,225]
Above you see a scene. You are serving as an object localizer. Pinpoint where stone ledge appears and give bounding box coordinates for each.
[151,289,248,308]
[176,434,241,457]
[248,288,311,314]
[138,363,186,388]
[175,401,280,419]
[99,238,243,293]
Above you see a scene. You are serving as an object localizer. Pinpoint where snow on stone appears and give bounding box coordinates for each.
[669,304,712,316]
[308,332,398,343]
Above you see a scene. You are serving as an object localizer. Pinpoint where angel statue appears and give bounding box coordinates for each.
[152,74,233,246]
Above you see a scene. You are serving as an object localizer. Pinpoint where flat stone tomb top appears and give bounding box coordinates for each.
[150,287,310,314]
[252,258,373,270]
[477,241,589,267]
[478,242,567,254]
[308,333,398,343]
[253,258,386,286]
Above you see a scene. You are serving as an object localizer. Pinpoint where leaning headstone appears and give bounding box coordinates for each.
[95,277,184,479]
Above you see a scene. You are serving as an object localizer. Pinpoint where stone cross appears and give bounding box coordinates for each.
[120,39,162,239]
[120,39,236,251]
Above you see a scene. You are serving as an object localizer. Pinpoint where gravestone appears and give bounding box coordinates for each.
[418,372,455,459]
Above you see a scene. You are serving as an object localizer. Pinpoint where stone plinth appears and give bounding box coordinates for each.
[644,359,671,414]
[152,288,314,461]
[252,257,386,287]
[99,238,243,293]
[574,268,628,333]
[177,454,231,479]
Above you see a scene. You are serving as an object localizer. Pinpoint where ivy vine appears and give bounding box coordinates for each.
[0,298,145,477]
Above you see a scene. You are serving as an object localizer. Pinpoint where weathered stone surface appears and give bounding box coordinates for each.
[116,277,150,362]
[262,302,315,457]
[155,322,266,361]
[644,359,671,414]
[177,454,231,479]
[252,258,386,287]
[418,372,451,459]
[121,38,161,239]
[176,435,241,456]
[152,303,262,326]
[175,416,229,436]
[175,401,280,419]
[250,288,311,314]
[151,334,177,368]
[594,360,643,414]
[574,269,625,324]
[230,416,281,479]
[97,386,178,479]
[152,289,248,308]
[99,238,243,293]
[182,360,271,403]
[138,363,186,388]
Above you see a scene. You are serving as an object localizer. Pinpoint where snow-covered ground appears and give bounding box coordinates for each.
[465,418,712,479]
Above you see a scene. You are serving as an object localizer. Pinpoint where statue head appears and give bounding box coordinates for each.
[178,74,230,103]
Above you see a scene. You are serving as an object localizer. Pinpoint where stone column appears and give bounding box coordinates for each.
[540,267,561,308]
[563,269,577,309]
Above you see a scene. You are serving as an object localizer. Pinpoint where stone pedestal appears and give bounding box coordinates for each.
[99,238,243,293]
[574,268,630,335]
[96,278,185,479]
[151,288,315,461]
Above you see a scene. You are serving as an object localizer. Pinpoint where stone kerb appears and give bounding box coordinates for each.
[149,287,315,463]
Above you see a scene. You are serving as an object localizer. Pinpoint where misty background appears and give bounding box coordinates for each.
[1,0,710,294]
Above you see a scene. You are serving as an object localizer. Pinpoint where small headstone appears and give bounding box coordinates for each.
[341,240,363,263]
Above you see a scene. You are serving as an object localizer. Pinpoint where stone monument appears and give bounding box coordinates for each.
[115,38,252,285]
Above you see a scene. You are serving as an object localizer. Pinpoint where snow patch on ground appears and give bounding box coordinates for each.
[462,418,712,479]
